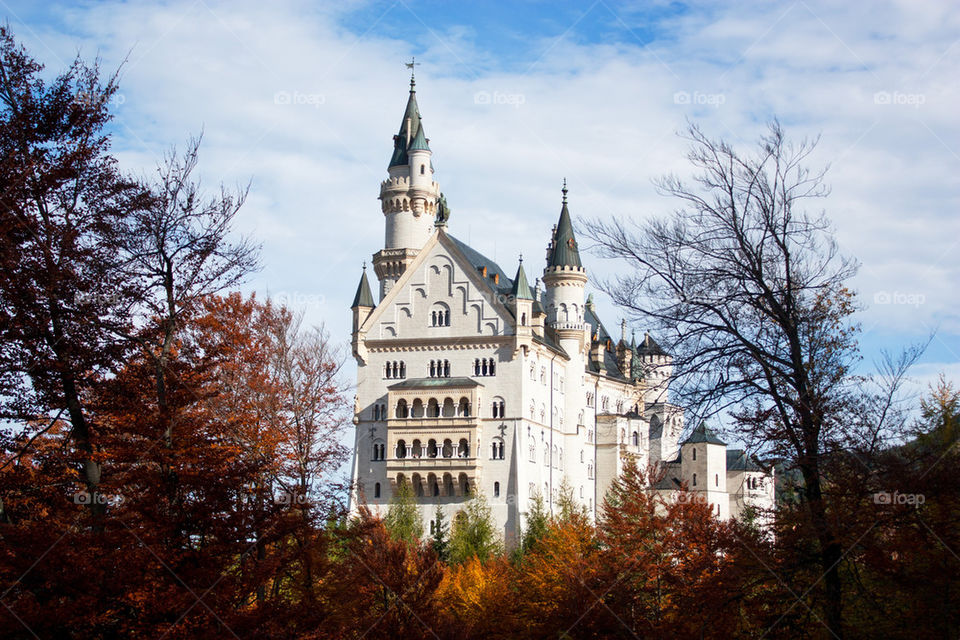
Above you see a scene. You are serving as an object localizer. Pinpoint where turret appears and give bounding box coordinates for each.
[350,264,376,361]
[542,180,588,355]
[637,332,672,403]
[679,423,729,519]
[615,320,634,378]
[374,67,441,299]
[510,257,534,351]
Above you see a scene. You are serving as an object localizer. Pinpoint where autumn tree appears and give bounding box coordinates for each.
[517,490,550,557]
[586,121,870,635]
[0,24,143,522]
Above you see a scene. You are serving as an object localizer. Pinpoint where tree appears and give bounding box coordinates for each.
[384,480,423,545]
[448,490,502,564]
[0,24,143,523]
[518,491,550,557]
[586,121,867,635]
[431,505,450,561]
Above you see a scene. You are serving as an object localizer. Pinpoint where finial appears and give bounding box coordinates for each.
[362,261,366,271]
[561,178,568,205]
[518,252,523,264]
[405,56,420,90]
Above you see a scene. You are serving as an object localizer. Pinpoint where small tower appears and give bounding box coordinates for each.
[615,319,634,378]
[350,264,376,360]
[373,67,441,299]
[637,332,672,403]
[542,180,588,354]
[510,256,535,350]
[679,423,729,519]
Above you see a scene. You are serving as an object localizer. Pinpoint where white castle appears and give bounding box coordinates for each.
[347,75,774,544]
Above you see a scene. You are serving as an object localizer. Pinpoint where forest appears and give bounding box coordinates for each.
[1,25,959,639]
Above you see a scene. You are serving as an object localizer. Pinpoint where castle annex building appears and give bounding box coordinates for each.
[347,75,774,543]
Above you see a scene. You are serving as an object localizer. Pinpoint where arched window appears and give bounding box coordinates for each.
[587,463,594,479]
[494,481,500,498]
[420,164,425,175]
[427,398,440,417]
[396,399,408,419]
[543,446,549,466]
[374,482,381,498]
[458,438,470,458]
[396,439,407,459]
[528,443,535,461]
[458,397,470,417]
[692,473,697,486]
[442,438,453,458]
[586,393,594,407]
[473,359,480,376]
[631,431,639,447]
[491,438,504,460]
[443,360,451,377]
[715,474,719,487]
[428,439,438,458]
[492,397,505,418]
[692,448,697,461]
[430,303,451,327]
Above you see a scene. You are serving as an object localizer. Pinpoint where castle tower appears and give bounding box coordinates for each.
[680,423,729,519]
[542,181,588,355]
[510,257,535,350]
[350,264,376,361]
[373,69,441,299]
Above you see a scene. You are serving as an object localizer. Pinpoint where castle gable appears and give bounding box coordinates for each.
[363,231,514,340]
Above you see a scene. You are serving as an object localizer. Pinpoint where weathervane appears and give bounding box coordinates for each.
[405,56,420,89]
[562,177,568,204]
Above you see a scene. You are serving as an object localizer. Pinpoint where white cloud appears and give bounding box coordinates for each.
[8,0,958,364]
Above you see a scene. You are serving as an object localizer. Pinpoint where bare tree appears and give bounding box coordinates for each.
[585,121,879,636]
[119,134,260,450]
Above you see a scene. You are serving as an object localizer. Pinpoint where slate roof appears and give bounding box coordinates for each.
[726,449,765,472]
[387,377,481,390]
[389,86,426,167]
[682,423,727,446]
[351,268,375,308]
[510,261,534,300]
[547,199,583,268]
[637,332,668,357]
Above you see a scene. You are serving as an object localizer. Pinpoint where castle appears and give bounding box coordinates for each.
[347,74,774,544]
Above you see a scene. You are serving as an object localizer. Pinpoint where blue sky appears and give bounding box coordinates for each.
[5,0,959,408]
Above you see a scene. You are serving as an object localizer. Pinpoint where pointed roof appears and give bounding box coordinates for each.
[388,83,426,167]
[682,423,726,446]
[408,122,430,151]
[637,332,667,356]
[510,259,534,301]
[351,267,375,308]
[548,181,583,268]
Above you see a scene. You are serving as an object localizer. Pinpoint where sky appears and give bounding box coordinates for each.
[5,0,959,416]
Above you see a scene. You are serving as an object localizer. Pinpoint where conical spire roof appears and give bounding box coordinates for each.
[388,78,427,167]
[510,258,534,300]
[408,121,430,151]
[548,181,582,268]
[351,266,375,308]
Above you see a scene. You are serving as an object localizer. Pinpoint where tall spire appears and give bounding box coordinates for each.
[351,264,375,308]
[547,180,583,268]
[389,61,424,167]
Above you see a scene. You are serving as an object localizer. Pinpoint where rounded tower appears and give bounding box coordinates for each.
[374,68,441,298]
[542,181,588,353]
